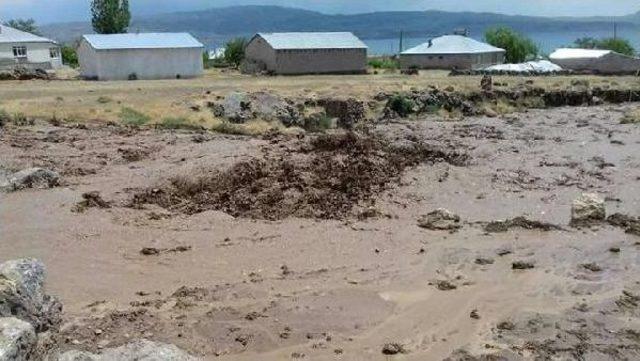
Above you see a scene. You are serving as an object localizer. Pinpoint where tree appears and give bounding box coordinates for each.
[3,19,40,35]
[574,37,598,49]
[224,38,248,67]
[61,46,79,68]
[485,27,538,63]
[573,37,635,56]
[91,0,131,34]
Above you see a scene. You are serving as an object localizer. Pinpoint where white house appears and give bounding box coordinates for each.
[0,24,62,69]
[78,32,204,81]
[400,35,505,70]
[550,48,640,74]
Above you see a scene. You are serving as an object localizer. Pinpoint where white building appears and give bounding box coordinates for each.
[78,32,204,81]
[244,32,368,75]
[549,48,640,74]
[0,24,62,69]
[400,35,505,70]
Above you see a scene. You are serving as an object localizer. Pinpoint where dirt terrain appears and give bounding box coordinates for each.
[2,80,640,360]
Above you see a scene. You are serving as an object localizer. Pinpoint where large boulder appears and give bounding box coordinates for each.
[570,193,605,226]
[58,340,200,361]
[0,259,62,332]
[319,98,365,129]
[0,317,37,361]
[211,92,302,127]
[1,168,60,192]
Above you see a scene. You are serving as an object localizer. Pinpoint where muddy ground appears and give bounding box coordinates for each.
[1,104,640,360]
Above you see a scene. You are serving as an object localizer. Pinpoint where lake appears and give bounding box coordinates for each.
[365,29,640,56]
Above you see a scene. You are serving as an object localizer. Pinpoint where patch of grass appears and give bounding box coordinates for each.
[97,96,112,104]
[368,58,399,70]
[158,117,202,130]
[211,119,277,136]
[621,109,640,124]
[119,107,151,126]
[0,110,34,126]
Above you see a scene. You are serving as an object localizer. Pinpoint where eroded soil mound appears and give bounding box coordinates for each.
[132,132,469,220]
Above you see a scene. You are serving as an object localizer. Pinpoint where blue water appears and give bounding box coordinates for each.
[365,30,640,56]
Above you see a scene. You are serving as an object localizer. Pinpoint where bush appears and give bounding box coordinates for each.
[368,58,399,69]
[119,107,150,126]
[485,27,538,63]
[61,46,79,68]
[224,38,248,68]
[387,94,415,117]
[573,37,635,56]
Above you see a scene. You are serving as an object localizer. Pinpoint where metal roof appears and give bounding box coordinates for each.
[256,32,368,50]
[402,35,505,55]
[83,33,203,50]
[0,24,57,44]
[550,48,612,60]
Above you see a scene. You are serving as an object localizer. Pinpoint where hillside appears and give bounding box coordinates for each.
[40,5,640,46]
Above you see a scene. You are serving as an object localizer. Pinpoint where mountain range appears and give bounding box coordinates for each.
[40,5,640,48]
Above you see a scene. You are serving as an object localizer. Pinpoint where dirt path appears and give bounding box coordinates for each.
[1,104,640,360]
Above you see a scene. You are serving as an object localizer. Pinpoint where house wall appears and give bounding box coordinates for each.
[0,42,62,69]
[79,43,204,80]
[245,36,276,72]
[274,48,367,75]
[400,51,504,70]
[551,53,640,74]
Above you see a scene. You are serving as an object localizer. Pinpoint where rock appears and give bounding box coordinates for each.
[59,339,200,361]
[512,261,535,270]
[1,168,60,192]
[417,209,461,231]
[0,259,62,332]
[570,193,605,226]
[0,317,37,361]
[319,98,365,130]
[381,343,406,355]
[211,92,302,127]
[435,280,457,291]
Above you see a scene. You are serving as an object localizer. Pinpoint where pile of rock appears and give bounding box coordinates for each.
[0,258,199,361]
[0,67,51,81]
[0,167,60,192]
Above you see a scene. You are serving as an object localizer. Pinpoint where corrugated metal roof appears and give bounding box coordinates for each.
[0,25,57,44]
[402,35,504,55]
[550,48,612,60]
[257,32,368,50]
[83,33,203,50]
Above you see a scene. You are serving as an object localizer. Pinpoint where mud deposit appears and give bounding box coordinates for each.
[2,104,640,361]
[132,133,468,220]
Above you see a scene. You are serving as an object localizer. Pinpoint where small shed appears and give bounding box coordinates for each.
[400,35,505,70]
[78,33,204,80]
[0,24,61,69]
[549,48,640,74]
[244,32,368,75]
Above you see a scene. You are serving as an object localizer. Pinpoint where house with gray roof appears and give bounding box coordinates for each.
[78,32,204,80]
[400,35,505,70]
[0,24,62,69]
[244,32,368,75]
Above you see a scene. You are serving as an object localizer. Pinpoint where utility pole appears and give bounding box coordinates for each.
[399,31,404,54]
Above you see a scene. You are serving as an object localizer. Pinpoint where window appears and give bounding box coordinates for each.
[13,46,27,58]
[50,47,60,59]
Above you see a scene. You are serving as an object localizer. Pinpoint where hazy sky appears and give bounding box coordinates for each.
[1,0,639,24]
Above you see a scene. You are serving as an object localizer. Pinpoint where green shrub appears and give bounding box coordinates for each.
[224,38,248,68]
[368,58,399,69]
[158,117,201,130]
[387,94,415,117]
[485,27,538,63]
[61,46,79,68]
[119,107,150,126]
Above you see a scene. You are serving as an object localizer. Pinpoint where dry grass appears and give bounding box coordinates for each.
[621,108,640,124]
[0,68,639,129]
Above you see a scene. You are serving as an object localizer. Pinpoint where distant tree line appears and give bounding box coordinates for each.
[573,37,636,56]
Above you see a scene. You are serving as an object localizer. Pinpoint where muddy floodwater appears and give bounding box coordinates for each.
[1,104,640,360]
